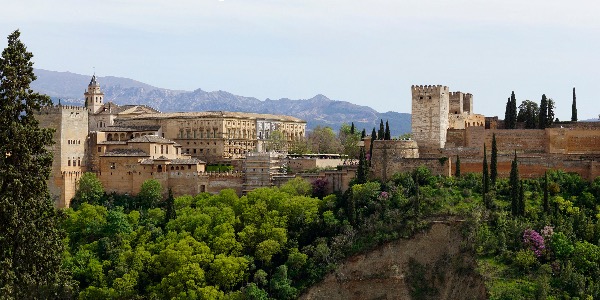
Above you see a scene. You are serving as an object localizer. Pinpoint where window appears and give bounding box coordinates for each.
[68,160,71,166]
[110,162,116,169]
[98,146,101,153]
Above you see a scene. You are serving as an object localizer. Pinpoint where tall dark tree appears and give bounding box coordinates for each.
[384,120,391,140]
[165,188,176,225]
[350,122,355,135]
[369,127,376,165]
[355,147,368,184]
[360,128,366,139]
[547,98,555,127]
[571,87,578,122]
[539,94,548,129]
[504,92,518,129]
[455,156,461,178]
[0,30,74,298]
[543,171,550,214]
[482,144,489,197]
[504,97,511,128]
[378,119,385,140]
[491,134,498,185]
[517,100,539,129]
[509,151,520,216]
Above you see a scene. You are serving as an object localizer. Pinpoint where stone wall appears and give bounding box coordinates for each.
[286,158,344,173]
[547,128,600,155]
[297,166,357,195]
[411,85,449,149]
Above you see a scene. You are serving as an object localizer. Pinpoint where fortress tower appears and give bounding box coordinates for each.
[36,105,89,207]
[411,85,449,149]
[84,75,104,114]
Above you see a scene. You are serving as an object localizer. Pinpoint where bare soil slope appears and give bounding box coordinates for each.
[300,221,487,300]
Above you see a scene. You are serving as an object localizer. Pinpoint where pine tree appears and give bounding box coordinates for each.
[378,119,384,140]
[571,87,578,122]
[491,133,498,185]
[0,30,74,298]
[455,156,461,178]
[509,151,520,216]
[482,144,490,202]
[539,94,548,129]
[543,171,550,214]
[384,120,391,140]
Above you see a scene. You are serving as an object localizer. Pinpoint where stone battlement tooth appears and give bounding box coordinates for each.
[411,84,449,93]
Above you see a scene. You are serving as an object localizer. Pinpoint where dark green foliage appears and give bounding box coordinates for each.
[384,120,391,140]
[455,156,461,178]
[517,100,539,129]
[137,179,162,210]
[543,172,550,214]
[539,94,548,129]
[369,127,376,164]
[350,122,355,135]
[491,134,498,185]
[510,152,519,216]
[572,87,577,122]
[378,119,384,140]
[164,188,176,225]
[71,172,104,209]
[355,147,368,184]
[0,30,75,298]
[360,128,366,139]
[483,144,489,198]
[518,180,525,216]
[547,98,555,128]
[504,92,518,129]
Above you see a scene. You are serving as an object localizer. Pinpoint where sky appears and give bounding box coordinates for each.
[1,0,599,120]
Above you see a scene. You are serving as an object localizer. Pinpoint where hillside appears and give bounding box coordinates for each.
[301,221,486,300]
[30,69,411,135]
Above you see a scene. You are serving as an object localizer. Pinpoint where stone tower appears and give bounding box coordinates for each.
[36,105,89,207]
[84,75,104,114]
[411,85,449,149]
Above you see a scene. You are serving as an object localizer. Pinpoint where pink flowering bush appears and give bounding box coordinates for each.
[523,229,545,257]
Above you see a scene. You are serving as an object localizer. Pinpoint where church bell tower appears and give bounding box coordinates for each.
[84,75,104,114]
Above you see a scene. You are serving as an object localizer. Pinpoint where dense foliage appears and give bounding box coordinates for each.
[0,30,74,298]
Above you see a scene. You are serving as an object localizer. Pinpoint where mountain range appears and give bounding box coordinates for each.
[31,69,411,136]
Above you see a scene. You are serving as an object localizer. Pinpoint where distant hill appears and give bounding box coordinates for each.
[31,69,411,136]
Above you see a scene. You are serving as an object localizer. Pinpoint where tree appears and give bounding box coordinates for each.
[547,98,555,127]
[266,130,286,152]
[355,147,368,184]
[491,134,498,185]
[71,172,104,209]
[165,188,176,225]
[517,100,539,129]
[571,87,577,122]
[378,119,385,140]
[307,126,342,154]
[137,179,162,209]
[510,151,520,216]
[350,122,355,135]
[455,156,461,178]
[504,92,517,129]
[369,127,376,164]
[360,128,366,139]
[0,30,74,297]
[539,94,548,129]
[543,172,550,214]
[518,180,525,216]
[384,120,391,140]
[482,144,489,197]
[339,123,360,160]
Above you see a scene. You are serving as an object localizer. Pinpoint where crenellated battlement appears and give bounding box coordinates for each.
[38,104,87,115]
[411,85,449,94]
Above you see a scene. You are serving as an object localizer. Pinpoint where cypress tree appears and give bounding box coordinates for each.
[455,155,461,178]
[360,128,366,139]
[510,91,517,129]
[165,188,176,225]
[519,180,525,216]
[539,94,548,129]
[369,127,376,165]
[378,119,384,140]
[356,147,367,184]
[509,151,520,216]
[504,97,511,128]
[543,171,550,214]
[384,120,391,140]
[547,98,555,127]
[0,30,74,297]
[491,133,498,185]
[350,122,355,135]
[482,143,489,196]
[571,87,578,122]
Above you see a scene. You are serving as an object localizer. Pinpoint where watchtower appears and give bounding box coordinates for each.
[411,85,449,149]
[84,75,104,114]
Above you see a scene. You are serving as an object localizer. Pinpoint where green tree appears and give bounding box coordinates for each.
[571,87,578,122]
[355,147,368,184]
[378,119,384,140]
[504,91,517,129]
[384,120,391,140]
[539,94,548,129]
[0,30,74,298]
[165,188,176,225]
[543,172,550,214]
[455,155,461,178]
[547,98,555,127]
[491,133,498,185]
[518,180,525,216]
[510,152,520,216]
[482,143,490,198]
[369,127,376,164]
[350,122,355,135]
[339,123,360,160]
[138,179,162,209]
[307,126,342,154]
[266,130,286,152]
[360,128,366,139]
[517,100,539,129]
[71,172,104,209]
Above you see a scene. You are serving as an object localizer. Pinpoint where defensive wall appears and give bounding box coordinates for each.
[295,166,357,195]
[286,157,345,173]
